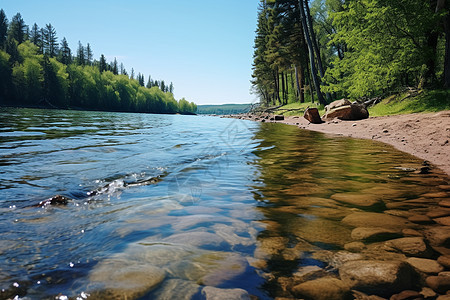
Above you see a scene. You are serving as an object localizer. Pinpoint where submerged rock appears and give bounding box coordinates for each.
[33,195,70,207]
[330,192,382,208]
[425,272,450,294]
[351,227,402,242]
[406,257,444,274]
[339,260,417,297]
[342,212,414,229]
[292,277,352,300]
[89,259,166,299]
[201,286,251,300]
[384,237,433,258]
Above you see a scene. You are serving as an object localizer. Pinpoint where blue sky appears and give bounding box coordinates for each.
[2,0,260,105]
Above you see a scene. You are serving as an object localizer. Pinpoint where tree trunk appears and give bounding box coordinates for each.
[281,71,286,105]
[304,0,332,102]
[441,4,450,87]
[295,64,305,103]
[299,0,326,105]
[273,70,281,105]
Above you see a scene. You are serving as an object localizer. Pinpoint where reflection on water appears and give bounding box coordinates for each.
[0,108,448,299]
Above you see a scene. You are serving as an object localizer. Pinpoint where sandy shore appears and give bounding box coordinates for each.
[234,111,450,177]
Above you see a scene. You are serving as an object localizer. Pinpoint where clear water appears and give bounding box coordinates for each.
[0,107,448,299]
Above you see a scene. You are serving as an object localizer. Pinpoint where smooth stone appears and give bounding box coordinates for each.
[89,259,165,299]
[339,260,416,297]
[312,251,364,269]
[201,286,250,300]
[434,216,450,226]
[427,208,450,218]
[200,253,249,286]
[425,272,450,294]
[408,215,434,224]
[389,290,422,300]
[292,277,352,300]
[422,192,449,198]
[345,242,366,252]
[384,237,432,258]
[352,290,386,300]
[351,227,402,242]
[385,210,415,218]
[420,287,437,298]
[402,229,423,237]
[162,231,228,249]
[437,255,450,269]
[150,279,200,300]
[423,227,450,247]
[406,257,444,274]
[439,200,450,208]
[437,295,450,300]
[254,236,289,259]
[330,192,381,207]
[212,224,254,247]
[342,212,414,229]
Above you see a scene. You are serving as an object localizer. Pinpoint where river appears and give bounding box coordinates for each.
[0,107,448,299]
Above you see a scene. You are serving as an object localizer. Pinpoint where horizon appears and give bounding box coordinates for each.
[1,0,260,105]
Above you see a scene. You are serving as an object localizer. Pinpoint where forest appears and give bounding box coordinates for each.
[0,9,197,115]
[252,0,450,106]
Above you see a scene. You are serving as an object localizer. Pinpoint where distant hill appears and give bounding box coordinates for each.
[196,103,252,115]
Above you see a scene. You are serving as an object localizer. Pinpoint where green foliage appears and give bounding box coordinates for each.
[0,8,196,115]
[368,89,450,116]
[324,0,440,98]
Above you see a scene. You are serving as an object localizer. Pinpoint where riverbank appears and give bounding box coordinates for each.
[228,110,450,177]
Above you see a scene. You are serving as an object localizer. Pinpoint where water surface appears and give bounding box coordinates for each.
[0,108,448,299]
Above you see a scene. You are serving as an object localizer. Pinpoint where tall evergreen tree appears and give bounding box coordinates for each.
[29,23,42,52]
[76,41,85,65]
[146,75,153,88]
[85,43,93,65]
[59,37,72,65]
[0,9,8,49]
[99,54,107,72]
[112,57,118,75]
[42,23,58,57]
[130,68,135,79]
[8,13,26,44]
[169,82,174,93]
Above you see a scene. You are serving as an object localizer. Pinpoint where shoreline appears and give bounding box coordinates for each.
[228,110,450,177]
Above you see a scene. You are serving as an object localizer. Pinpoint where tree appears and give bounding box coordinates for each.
[76,41,85,65]
[42,23,58,57]
[325,0,437,98]
[99,54,107,72]
[130,67,135,79]
[111,57,118,75]
[29,23,42,53]
[146,75,153,88]
[8,13,26,44]
[0,9,8,49]
[59,37,72,65]
[85,43,93,65]
[120,62,126,75]
[169,82,174,93]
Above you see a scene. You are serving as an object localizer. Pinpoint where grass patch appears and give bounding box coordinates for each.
[270,89,449,117]
[273,102,325,116]
[368,89,450,116]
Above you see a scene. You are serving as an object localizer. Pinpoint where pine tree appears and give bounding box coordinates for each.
[42,23,58,57]
[169,82,174,93]
[112,58,118,75]
[29,23,42,52]
[0,9,8,49]
[99,54,107,72]
[120,62,126,75]
[146,75,153,88]
[85,43,93,65]
[130,68,135,79]
[160,80,166,92]
[76,41,85,65]
[8,13,27,44]
[60,37,72,65]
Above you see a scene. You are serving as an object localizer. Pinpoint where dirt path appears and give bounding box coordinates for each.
[234,111,450,176]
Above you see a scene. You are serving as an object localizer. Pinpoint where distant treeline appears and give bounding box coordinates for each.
[196,104,251,115]
[0,9,197,114]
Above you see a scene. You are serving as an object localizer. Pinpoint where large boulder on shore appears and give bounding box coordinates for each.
[304,107,323,124]
[323,99,369,121]
[339,260,417,297]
